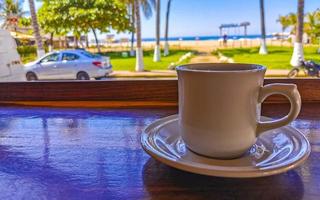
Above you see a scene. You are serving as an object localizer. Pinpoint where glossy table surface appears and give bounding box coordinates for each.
[0,104,319,200]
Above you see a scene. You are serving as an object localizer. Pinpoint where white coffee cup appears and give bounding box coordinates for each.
[177,63,301,159]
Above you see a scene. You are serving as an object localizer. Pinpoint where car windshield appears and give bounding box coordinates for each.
[80,51,101,59]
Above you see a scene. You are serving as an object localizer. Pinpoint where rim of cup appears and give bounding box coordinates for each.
[176,63,266,73]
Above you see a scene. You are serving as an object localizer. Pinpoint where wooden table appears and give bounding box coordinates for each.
[0,104,319,199]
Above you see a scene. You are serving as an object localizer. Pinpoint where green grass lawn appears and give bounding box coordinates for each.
[216,46,320,70]
[102,50,192,71]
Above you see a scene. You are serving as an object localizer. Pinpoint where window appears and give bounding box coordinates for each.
[80,51,100,59]
[62,53,80,61]
[0,0,318,105]
[40,53,60,63]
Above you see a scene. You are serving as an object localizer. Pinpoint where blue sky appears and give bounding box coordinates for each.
[23,0,320,39]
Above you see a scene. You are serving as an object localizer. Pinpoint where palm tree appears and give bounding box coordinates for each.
[122,0,154,70]
[0,0,25,30]
[91,28,101,53]
[28,0,45,58]
[163,0,172,56]
[134,0,144,71]
[305,12,319,44]
[290,0,304,67]
[259,0,268,54]
[129,3,135,56]
[315,9,320,53]
[277,15,290,45]
[133,0,155,71]
[153,0,160,62]
[125,0,154,58]
[287,13,297,34]
[18,16,32,28]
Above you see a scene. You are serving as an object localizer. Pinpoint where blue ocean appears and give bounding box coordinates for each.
[142,34,272,42]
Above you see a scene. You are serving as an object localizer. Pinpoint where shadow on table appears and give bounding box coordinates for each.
[142,158,304,200]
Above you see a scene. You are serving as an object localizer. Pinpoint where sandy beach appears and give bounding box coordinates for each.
[96,38,293,53]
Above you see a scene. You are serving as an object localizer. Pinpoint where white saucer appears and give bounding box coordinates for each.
[141,115,311,178]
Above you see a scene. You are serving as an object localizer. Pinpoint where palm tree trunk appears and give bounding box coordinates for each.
[28,0,45,58]
[296,2,304,44]
[135,0,144,71]
[49,32,54,52]
[130,3,135,56]
[65,36,69,48]
[290,0,304,67]
[130,30,135,56]
[92,28,101,53]
[74,36,79,48]
[58,37,62,49]
[153,0,161,62]
[164,0,172,56]
[279,27,284,47]
[85,35,89,48]
[259,0,268,54]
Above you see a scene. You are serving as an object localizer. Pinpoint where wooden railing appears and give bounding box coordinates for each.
[0,78,319,107]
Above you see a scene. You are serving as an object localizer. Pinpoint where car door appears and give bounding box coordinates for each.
[36,53,61,79]
[58,53,80,79]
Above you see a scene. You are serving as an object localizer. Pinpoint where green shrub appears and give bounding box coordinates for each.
[17,46,37,56]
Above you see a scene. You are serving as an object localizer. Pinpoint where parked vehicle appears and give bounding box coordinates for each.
[24,50,112,81]
[288,59,320,78]
[0,29,26,81]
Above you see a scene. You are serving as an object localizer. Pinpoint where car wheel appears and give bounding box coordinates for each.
[26,72,38,81]
[77,72,90,80]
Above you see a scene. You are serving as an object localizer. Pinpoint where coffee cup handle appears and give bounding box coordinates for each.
[256,83,301,135]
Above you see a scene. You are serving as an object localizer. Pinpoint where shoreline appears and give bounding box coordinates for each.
[138,34,274,42]
[93,38,294,53]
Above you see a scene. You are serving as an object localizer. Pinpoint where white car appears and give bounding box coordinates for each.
[24,50,112,81]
